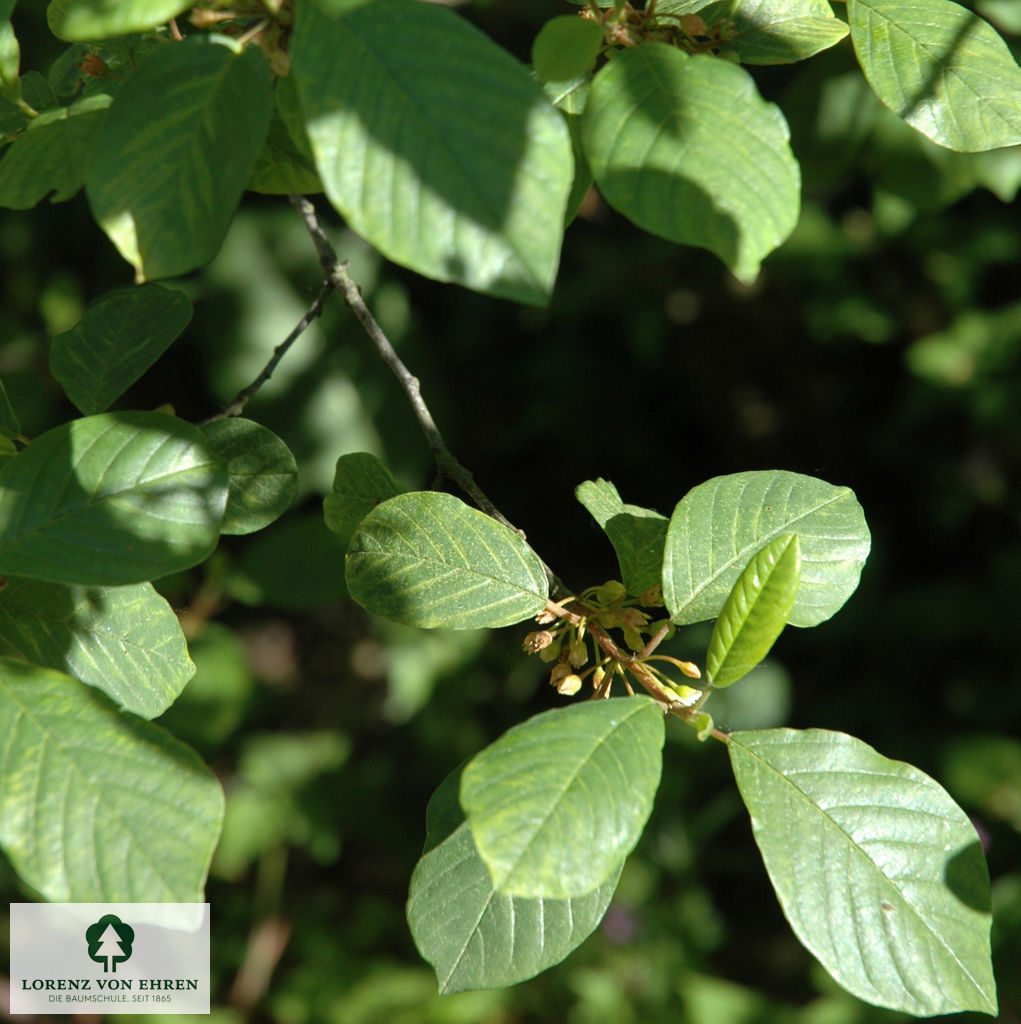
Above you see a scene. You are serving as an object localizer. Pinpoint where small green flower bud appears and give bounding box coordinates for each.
[556,673,583,696]
[568,636,588,668]
[640,585,665,607]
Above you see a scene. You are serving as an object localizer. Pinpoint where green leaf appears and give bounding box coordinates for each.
[532,15,604,83]
[581,45,799,283]
[0,657,223,901]
[0,578,194,718]
[0,411,228,585]
[669,0,850,64]
[408,763,621,994]
[729,728,997,1016]
[705,533,800,688]
[49,283,192,415]
[291,0,572,305]
[575,478,667,596]
[0,17,19,102]
[323,452,403,544]
[247,77,323,195]
[346,492,548,629]
[848,0,1021,152]
[662,470,870,627]
[198,419,298,536]
[47,0,192,41]
[85,35,273,281]
[460,697,664,898]
[0,94,111,209]
[0,377,19,439]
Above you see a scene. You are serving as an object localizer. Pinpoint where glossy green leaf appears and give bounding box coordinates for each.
[581,45,799,283]
[47,0,192,41]
[408,762,621,994]
[0,578,193,718]
[86,35,273,281]
[461,697,664,898]
[49,283,192,415]
[0,657,223,901]
[730,728,997,1016]
[346,492,548,629]
[706,533,800,688]
[0,411,228,585]
[532,15,604,83]
[657,0,849,64]
[291,0,572,305]
[323,452,403,544]
[0,377,19,439]
[848,0,1021,152]
[575,478,667,596]
[663,470,870,627]
[198,419,298,535]
[0,94,110,209]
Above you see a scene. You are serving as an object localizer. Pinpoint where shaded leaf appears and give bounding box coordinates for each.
[323,451,403,545]
[346,492,548,629]
[532,15,604,83]
[581,45,799,283]
[86,35,272,280]
[705,533,800,688]
[49,283,193,415]
[0,411,228,585]
[0,657,223,901]
[662,470,869,627]
[575,478,667,596]
[0,94,110,209]
[408,763,621,994]
[461,697,664,898]
[0,377,19,439]
[47,0,192,41]
[247,76,323,195]
[0,578,194,718]
[198,418,298,535]
[291,0,572,305]
[730,728,997,1016]
[848,0,1021,152]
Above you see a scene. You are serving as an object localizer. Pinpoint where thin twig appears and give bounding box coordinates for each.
[205,280,332,422]
[288,194,565,595]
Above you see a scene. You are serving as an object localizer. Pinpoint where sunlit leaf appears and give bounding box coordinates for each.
[705,533,801,688]
[346,492,548,629]
[461,697,664,898]
[532,15,603,83]
[730,728,997,1016]
[0,657,223,901]
[47,0,192,41]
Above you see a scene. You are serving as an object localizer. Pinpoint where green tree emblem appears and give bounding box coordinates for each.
[86,914,134,973]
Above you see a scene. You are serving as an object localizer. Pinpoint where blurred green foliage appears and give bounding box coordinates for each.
[1,0,1020,1020]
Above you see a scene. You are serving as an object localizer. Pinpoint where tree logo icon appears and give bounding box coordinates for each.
[85,914,135,973]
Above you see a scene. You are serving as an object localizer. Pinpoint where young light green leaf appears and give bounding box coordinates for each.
[0,15,19,102]
[0,657,223,901]
[675,0,849,64]
[575,478,667,597]
[532,15,604,83]
[730,728,997,1016]
[198,419,298,535]
[706,533,800,688]
[291,0,572,305]
[663,470,869,627]
[848,0,1021,152]
[460,697,664,899]
[323,452,403,544]
[0,94,110,209]
[46,0,192,41]
[0,377,19,439]
[49,283,193,415]
[346,492,548,629]
[0,578,194,718]
[0,411,228,585]
[581,45,799,283]
[86,35,272,281]
[407,763,621,994]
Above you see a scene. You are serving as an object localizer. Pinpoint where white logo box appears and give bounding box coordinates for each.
[10,903,209,1015]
